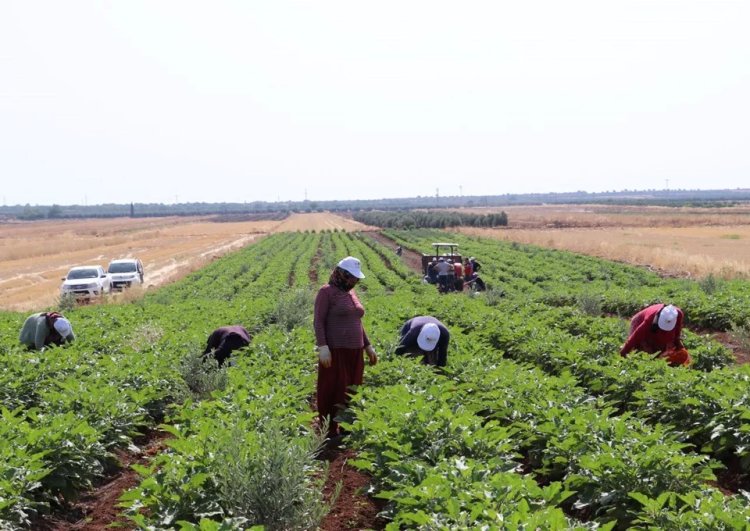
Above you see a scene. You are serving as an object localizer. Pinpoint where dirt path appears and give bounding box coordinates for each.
[318,446,386,530]
[36,429,171,531]
[367,231,423,274]
[0,217,273,311]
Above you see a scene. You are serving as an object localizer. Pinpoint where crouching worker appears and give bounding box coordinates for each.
[19,311,75,350]
[620,304,691,366]
[395,316,450,367]
[203,325,251,367]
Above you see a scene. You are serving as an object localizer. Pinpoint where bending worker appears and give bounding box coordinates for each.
[620,303,690,366]
[203,325,251,367]
[20,311,75,350]
[395,316,450,367]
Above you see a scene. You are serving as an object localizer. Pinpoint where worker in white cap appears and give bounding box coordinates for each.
[19,311,75,350]
[395,316,450,367]
[620,303,690,366]
[314,256,378,439]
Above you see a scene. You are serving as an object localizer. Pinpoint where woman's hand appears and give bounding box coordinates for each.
[365,345,378,366]
[318,345,332,368]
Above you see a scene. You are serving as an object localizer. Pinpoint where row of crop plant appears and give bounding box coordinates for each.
[335,232,750,528]
[0,232,323,528]
[382,231,750,470]
[5,228,749,529]
[336,230,750,527]
[384,228,750,330]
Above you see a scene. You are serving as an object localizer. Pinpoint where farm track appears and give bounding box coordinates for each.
[367,231,423,274]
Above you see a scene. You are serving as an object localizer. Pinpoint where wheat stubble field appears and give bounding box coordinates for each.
[456,204,750,279]
[0,212,373,311]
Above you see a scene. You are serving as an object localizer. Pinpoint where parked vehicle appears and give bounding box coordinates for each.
[107,258,144,290]
[60,265,111,299]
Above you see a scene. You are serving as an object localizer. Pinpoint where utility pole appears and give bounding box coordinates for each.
[665,179,669,191]
[435,187,439,207]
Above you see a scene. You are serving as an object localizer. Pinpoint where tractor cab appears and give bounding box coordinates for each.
[422,242,461,275]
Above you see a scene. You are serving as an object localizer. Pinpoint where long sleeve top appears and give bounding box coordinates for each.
[314,284,370,349]
[203,325,251,360]
[395,316,450,367]
[621,304,684,355]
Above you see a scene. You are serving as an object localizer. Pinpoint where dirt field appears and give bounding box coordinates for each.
[455,204,750,279]
[0,212,368,312]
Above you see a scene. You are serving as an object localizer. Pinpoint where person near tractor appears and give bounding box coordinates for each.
[446,260,456,291]
[469,257,481,273]
[395,316,450,367]
[425,260,438,284]
[620,303,690,366]
[435,257,451,292]
[452,259,464,291]
[203,325,251,367]
[463,257,473,280]
[314,256,378,438]
[19,311,75,350]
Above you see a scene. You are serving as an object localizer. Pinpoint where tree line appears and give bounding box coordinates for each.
[352,210,508,229]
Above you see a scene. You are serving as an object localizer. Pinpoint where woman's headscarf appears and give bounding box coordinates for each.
[329,267,358,292]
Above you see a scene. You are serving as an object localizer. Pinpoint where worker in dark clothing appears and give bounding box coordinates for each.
[203,325,251,367]
[395,316,450,367]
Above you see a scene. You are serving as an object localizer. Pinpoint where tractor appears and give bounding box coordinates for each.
[422,242,461,275]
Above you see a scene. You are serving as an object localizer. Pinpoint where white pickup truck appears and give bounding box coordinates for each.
[107,258,145,290]
[60,265,111,298]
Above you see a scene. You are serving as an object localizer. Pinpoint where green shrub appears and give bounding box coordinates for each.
[578,292,603,316]
[179,351,229,399]
[213,427,333,530]
[698,274,723,294]
[270,288,314,332]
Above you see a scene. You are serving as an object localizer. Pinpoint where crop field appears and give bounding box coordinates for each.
[0,212,369,312]
[452,204,750,279]
[2,227,750,529]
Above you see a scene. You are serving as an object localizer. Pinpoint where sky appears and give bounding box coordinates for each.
[1,1,748,206]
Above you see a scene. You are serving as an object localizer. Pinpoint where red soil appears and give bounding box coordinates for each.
[36,429,171,531]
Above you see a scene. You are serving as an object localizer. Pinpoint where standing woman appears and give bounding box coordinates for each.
[314,256,378,438]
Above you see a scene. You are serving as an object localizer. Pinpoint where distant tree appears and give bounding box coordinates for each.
[47,204,63,218]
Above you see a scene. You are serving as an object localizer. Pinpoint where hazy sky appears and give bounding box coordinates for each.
[1,1,748,206]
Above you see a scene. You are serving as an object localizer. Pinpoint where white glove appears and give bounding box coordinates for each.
[365,345,378,366]
[318,345,332,368]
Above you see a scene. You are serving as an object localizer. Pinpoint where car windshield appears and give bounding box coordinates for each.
[67,269,98,280]
[108,262,137,273]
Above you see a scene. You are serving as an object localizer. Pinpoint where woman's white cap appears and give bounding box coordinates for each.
[657,305,679,331]
[417,322,440,351]
[337,256,365,279]
[53,318,73,338]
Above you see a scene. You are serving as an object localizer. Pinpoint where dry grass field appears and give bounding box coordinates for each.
[456,204,750,279]
[0,212,368,312]
[458,203,750,228]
